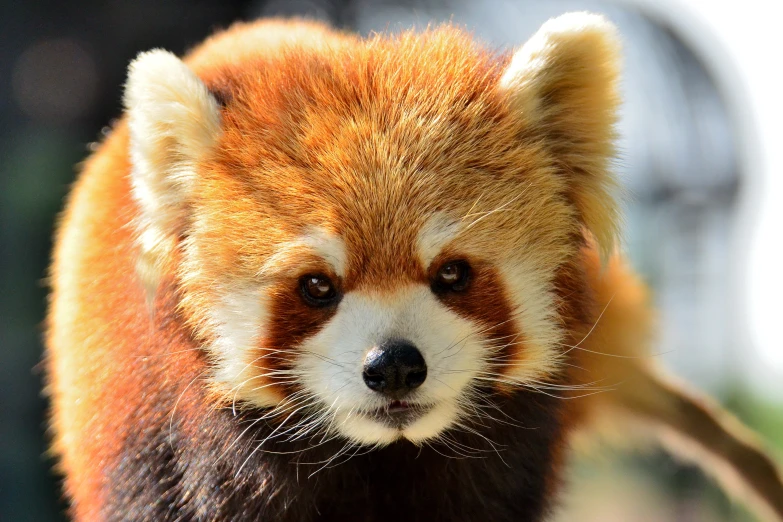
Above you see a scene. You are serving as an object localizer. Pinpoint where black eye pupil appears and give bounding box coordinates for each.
[308,278,330,296]
[440,264,461,283]
[434,261,470,292]
[300,274,338,306]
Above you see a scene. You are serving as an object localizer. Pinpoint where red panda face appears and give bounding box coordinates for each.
[124,15,620,446]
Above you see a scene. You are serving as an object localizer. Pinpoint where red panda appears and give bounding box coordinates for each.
[45,13,783,521]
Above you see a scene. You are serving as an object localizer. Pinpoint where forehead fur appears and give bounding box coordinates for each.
[190,24,579,286]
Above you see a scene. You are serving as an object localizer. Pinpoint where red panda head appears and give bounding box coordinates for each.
[123,14,620,446]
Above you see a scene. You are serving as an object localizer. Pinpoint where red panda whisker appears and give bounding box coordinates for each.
[236,401,323,477]
[463,370,610,391]
[306,441,358,477]
[461,189,530,231]
[216,415,268,464]
[482,356,591,381]
[226,372,297,411]
[487,332,524,343]
[298,350,350,369]
[256,394,317,422]
[470,393,534,429]
[250,413,342,456]
[283,413,333,442]
[468,372,616,394]
[481,348,590,374]
[238,446,313,457]
[270,390,319,410]
[457,374,526,390]
[435,314,524,359]
[300,428,374,469]
[507,377,611,393]
[560,294,615,357]
[433,331,479,359]
[451,423,509,462]
[274,411,328,440]
[168,369,210,451]
[280,430,339,455]
[462,400,530,430]
[281,423,323,444]
[460,190,486,223]
[328,442,368,469]
[459,409,492,430]
[519,384,615,401]
[424,435,486,460]
[432,376,459,394]
[221,351,290,405]
[316,445,358,471]
[318,417,345,446]
[454,398,502,431]
[246,379,299,393]
[247,368,301,378]
[338,405,359,429]
[313,403,343,446]
[469,375,555,392]
[431,433,488,459]
[230,376,266,414]
[289,402,336,429]
[323,442,377,471]
[524,377,611,389]
[554,344,651,359]
[422,440,468,460]
[551,360,591,373]
[436,438,478,460]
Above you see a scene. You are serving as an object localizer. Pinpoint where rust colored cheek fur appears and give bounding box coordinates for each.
[432,261,522,381]
[265,282,338,356]
[255,280,339,395]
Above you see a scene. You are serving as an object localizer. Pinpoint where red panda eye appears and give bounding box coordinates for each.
[433,261,471,293]
[300,274,339,306]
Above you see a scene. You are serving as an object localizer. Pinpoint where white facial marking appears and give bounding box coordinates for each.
[206,230,346,406]
[296,286,488,445]
[205,230,564,447]
[258,227,347,278]
[208,285,277,407]
[497,259,563,381]
[416,213,462,267]
[301,227,348,278]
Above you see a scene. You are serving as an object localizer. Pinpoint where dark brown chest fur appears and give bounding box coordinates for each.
[105,384,566,522]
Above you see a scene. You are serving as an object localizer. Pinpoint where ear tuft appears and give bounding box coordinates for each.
[124,49,221,292]
[501,12,622,259]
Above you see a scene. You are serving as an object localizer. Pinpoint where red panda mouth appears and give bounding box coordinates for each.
[387,400,410,413]
[363,400,431,427]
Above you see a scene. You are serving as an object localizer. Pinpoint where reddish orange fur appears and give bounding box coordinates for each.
[47,20,592,517]
[46,18,783,521]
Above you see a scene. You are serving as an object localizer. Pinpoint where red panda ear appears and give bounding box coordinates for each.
[123,50,222,291]
[500,12,622,259]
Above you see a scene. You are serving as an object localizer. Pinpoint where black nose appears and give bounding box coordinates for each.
[362,339,427,396]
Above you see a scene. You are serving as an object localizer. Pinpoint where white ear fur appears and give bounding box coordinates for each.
[124,50,221,290]
[500,12,622,258]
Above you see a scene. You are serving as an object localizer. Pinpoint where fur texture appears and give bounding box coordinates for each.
[46,14,783,522]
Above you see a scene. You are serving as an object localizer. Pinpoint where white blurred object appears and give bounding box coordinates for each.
[624,0,783,395]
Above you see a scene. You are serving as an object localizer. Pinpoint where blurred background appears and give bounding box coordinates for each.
[1,0,781,520]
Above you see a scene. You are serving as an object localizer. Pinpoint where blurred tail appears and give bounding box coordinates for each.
[616,362,783,521]
[577,247,783,521]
